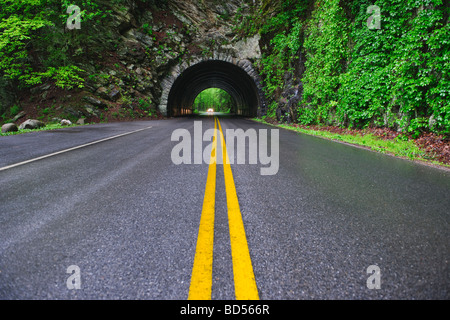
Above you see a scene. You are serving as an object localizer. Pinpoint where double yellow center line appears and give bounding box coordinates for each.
[188,117,259,300]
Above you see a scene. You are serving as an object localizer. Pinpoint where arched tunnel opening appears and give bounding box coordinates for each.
[166,60,261,117]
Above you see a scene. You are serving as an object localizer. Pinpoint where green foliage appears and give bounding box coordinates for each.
[193,88,235,113]
[265,101,278,119]
[336,0,449,136]
[37,65,86,89]
[260,0,449,136]
[0,0,115,90]
[137,97,153,112]
[301,0,349,110]
[232,2,263,37]
[141,23,154,37]
[297,106,316,125]
[259,0,308,97]
[0,1,53,84]
[9,105,20,118]
[1,104,21,122]
[260,0,309,34]
[261,21,303,96]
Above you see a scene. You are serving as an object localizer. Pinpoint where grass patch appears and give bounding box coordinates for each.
[0,123,84,137]
[254,118,449,169]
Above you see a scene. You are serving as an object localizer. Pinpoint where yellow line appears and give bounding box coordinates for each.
[188,117,218,300]
[217,118,259,300]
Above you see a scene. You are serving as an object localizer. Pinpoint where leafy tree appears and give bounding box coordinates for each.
[0,0,53,86]
[193,88,235,113]
[0,0,117,91]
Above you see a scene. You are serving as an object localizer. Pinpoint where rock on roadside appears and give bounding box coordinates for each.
[1,123,18,133]
[18,119,46,130]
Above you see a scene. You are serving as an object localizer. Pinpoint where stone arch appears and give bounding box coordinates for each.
[158,51,266,117]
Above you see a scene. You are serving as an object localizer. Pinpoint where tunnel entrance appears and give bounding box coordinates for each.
[164,59,263,117]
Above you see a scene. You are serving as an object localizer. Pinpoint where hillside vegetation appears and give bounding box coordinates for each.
[238,0,448,139]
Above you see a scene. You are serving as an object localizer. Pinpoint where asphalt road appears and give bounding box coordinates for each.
[0,116,449,300]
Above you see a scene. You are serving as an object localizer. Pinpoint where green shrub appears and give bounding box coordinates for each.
[9,105,20,117]
[258,0,449,137]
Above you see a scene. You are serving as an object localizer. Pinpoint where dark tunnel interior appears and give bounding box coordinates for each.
[166,60,261,117]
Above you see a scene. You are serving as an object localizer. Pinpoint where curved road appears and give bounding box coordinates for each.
[0,116,448,300]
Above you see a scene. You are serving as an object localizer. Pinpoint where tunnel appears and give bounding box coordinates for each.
[166,60,262,117]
